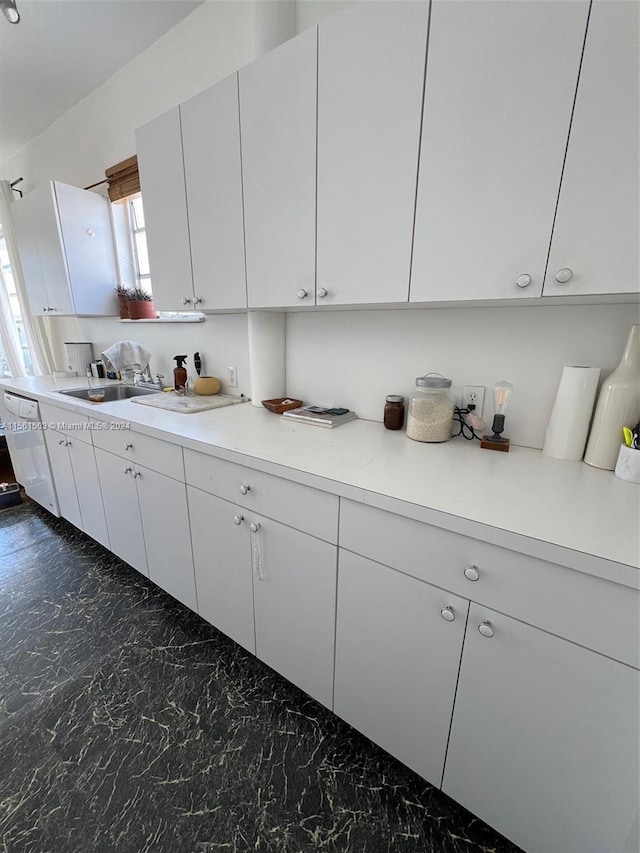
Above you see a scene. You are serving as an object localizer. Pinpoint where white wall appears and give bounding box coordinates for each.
[286,303,639,449]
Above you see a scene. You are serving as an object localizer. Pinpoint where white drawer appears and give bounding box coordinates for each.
[91,420,184,482]
[184,449,338,544]
[40,401,92,444]
[340,500,639,668]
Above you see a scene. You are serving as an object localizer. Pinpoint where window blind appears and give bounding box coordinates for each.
[105,155,140,203]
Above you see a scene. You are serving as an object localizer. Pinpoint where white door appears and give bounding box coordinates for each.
[136,107,193,311]
[334,550,468,787]
[251,514,336,709]
[443,604,640,853]
[240,28,317,308]
[44,430,81,529]
[68,439,109,549]
[95,448,147,576]
[544,0,639,297]
[410,0,590,302]
[188,488,255,654]
[136,466,197,612]
[317,2,429,305]
[181,74,247,310]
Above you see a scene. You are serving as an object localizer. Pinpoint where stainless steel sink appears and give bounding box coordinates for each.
[59,385,160,402]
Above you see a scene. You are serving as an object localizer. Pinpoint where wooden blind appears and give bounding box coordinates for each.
[105,155,140,203]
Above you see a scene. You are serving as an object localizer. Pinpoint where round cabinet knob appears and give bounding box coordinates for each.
[132,471,141,479]
[317,287,328,299]
[555,267,574,284]
[233,515,244,525]
[58,438,66,445]
[182,297,192,305]
[124,443,133,450]
[441,607,455,622]
[239,484,251,495]
[464,565,480,582]
[515,274,532,289]
[123,466,132,475]
[250,522,261,533]
[478,621,494,638]
[192,296,202,305]
[297,289,308,299]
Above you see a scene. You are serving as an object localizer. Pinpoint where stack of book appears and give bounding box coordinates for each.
[281,406,357,429]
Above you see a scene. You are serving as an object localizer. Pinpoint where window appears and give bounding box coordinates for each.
[0,231,32,376]
[127,194,152,296]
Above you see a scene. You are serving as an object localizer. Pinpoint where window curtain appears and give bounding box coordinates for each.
[0,180,56,376]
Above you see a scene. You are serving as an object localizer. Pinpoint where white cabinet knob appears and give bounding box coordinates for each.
[58,438,66,445]
[441,607,455,622]
[250,522,261,533]
[464,565,480,582]
[123,466,132,475]
[132,470,141,478]
[317,287,328,299]
[193,296,202,305]
[478,621,494,638]
[233,515,244,525]
[297,289,308,299]
[239,484,251,495]
[182,296,192,305]
[515,274,532,289]
[555,267,574,284]
[124,443,133,450]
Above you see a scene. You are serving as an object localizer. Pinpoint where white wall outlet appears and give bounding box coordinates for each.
[462,385,485,417]
[227,366,238,388]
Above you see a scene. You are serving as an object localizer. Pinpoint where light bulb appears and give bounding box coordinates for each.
[1,1,20,23]
[492,381,514,415]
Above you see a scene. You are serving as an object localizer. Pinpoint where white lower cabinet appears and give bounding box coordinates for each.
[95,448,147,576]
[334,550,469,786]
[188,484,337,709]
[443,604,640,853]
[44,429,108,547]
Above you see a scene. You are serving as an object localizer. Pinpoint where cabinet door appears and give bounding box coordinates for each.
[334,551,468,787]
[136,466,197,612]
[410,0,590,302]
[44,430,81,529]
[95,448,147,576]
[240,28,317,308]
[187,487,255,654]
[252,514,336,709]
[317,2,429,305]
[67,439,109,549]
[181,74,247,310]
[136,107,193,311]
[443,605,640,853]
[544,0,639,297]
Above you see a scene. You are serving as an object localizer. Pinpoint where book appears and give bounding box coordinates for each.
[281,406,357,428]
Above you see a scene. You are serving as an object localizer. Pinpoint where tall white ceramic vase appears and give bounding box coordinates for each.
[584,324,640,470]
[543,366,600,461]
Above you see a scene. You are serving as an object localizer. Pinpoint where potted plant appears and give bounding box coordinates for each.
[115,284,132,319]
[127,287,157,320]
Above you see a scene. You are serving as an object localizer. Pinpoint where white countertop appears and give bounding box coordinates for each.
[2,376,638,584]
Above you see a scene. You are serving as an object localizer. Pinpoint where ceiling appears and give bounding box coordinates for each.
[0,0,203,164]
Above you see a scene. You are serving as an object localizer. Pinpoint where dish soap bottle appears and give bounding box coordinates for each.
[173,355,188,391]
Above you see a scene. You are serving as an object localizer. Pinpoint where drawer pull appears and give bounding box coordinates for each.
[478,621,494,638]
[441,607,455,622]
[239,484,251,495]
[233,515,244,525]
[250,522,263,581]
[249,522,261,533]
[464,565,480,582]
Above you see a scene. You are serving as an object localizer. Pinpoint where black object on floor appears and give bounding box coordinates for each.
[0,503,522,853]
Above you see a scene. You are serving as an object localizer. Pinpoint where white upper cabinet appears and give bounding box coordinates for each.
[544,1,639,297]
[410,0,590,303]
[317,2,429,305]
[181,74,247,310]
[240,28,317,308]
[136,107,193,310]
[12,181,117,316]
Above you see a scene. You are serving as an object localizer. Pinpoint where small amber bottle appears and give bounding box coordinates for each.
[384,395,405,430]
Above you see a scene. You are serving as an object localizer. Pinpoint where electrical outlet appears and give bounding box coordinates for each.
[227,366,238,388]
[462,385,485,417]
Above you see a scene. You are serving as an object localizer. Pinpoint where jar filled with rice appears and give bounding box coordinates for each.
[406,374,454,442]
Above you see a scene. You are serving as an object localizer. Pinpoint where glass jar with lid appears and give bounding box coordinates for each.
[406,374,454,442]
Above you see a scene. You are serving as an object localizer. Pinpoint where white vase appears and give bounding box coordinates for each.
[584,324,640,470]
[543,366,600,461]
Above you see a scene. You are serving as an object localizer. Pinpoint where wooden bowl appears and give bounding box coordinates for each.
[194,376,221,396]
[262,397,303,414]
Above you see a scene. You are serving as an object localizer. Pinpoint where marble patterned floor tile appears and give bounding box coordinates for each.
[0,503,522,853]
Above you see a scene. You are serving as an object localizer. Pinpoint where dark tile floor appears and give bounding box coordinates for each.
[0,502,521,853]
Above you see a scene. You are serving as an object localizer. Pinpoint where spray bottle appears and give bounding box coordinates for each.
[173,355,188,391]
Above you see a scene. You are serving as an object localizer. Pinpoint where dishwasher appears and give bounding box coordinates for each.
[1,391,59,515]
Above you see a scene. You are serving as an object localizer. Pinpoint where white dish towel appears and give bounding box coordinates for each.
[101,340,151,373]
